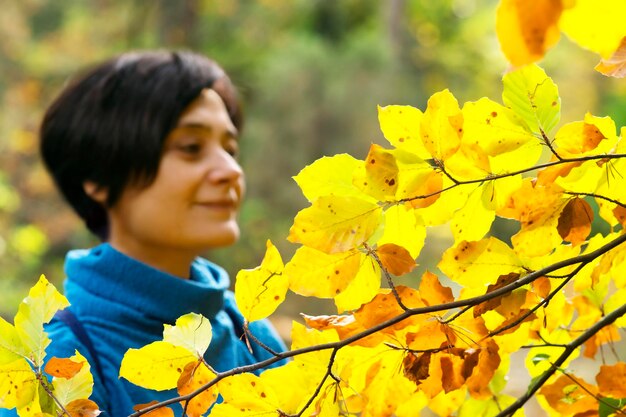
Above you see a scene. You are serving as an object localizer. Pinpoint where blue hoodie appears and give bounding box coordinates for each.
[0,243,287,416]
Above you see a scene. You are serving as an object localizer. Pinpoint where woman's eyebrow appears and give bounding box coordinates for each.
[177,123,239,140]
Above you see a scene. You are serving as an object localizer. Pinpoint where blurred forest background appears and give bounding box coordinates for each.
[2,0,626,328]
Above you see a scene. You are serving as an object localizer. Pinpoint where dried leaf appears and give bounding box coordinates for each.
[557,198,593,246]
[65,399,101,417]
[133,401,175,417]
[473,272,520,317]
[596,37,626,77]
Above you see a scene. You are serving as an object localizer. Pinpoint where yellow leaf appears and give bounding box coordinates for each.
[439,237,524,288]
[420,89,463,161]
[377,104,430,159]
[293,154,370,202]
[356,144,399,200]
[162,313,212,359]
[65,399,101,417]
[418,180,471,226]
[462,98,536,156]
[285,247,361,298]
[445,142,491,181]
[377,204,426,259]
[119,341,195,391]
[595,37,626,77]
[288,195,383,254]
[235,240,287,322]
[14,275,69,367]
[451,185,496,243]
[560,0,626,59]
[0,358,37,410]
[553,113,618,157]
[334,255,381,313]
[212,373,281,417]
[177,361,218,417]
[496,0,562,66]
[0,317,25,365]
[51,351,94,409]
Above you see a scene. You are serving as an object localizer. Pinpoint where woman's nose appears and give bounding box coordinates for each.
[207,148,243,184]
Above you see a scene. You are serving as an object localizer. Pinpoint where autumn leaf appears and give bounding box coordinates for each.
[553,113,618,158]
[539,374,598,416]
[596,362,626,398]
[377,104,430,159]
[235,240,287,322]
[375,243,416,276]
[557,198,593,246]
[496,0,562,67]
[418,271,454,307]
[334,254,381,313]
[377,204,426,259]
[14,275,69,367]
[133,401,175,417]
[44,357,83,379]
[596,37,626,77]
[288,195,383,254]
[473,272,521,318]
[293,154,370,202]
[119,342,195,391]
[51,351,94,410]
[420,89,463,161]
[65,399,101,417]
[162,313,212,359]
[211,373,282,417]
[355,144,399,200]
[285,247,362,298]
[176,361,218,417]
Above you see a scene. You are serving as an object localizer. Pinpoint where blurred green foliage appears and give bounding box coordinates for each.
[2,0,625,319]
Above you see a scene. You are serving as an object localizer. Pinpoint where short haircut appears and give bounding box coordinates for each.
[40,50,243,240]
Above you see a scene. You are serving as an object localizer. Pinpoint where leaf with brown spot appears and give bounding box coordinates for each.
[440,354,466,393]
[177,361,218,417]
[557,198,593,246]
[473,272,521,318]
[44,357,83,379]
[65,399,101,417]
[133,402,175,417]
[376,243,416,276]
[357,144,399,200]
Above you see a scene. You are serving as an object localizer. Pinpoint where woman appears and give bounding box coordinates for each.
[5,51,286,416]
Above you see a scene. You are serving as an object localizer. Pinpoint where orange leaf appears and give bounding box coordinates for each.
[473,272,520,318]
[532,276,552,299]
[613,205,626,227]
[65,399,101,417]
[376,243,416,276]
[496,0,563,67]
[539,374,598,416]
[440,354,466,393]
[177,361,218,417]
[595,37,626,78]
[465,339,501,399]
[596,362,626,398]
[402,170,443,209]
[301,314,380,346]
[419,271,454,306]
[133,401,175,417]
[44,357,84,379]
[557,198,593,246]
[355,286,426,335]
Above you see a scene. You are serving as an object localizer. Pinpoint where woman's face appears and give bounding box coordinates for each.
[103,89,245,273]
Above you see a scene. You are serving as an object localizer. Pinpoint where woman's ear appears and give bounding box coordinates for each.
[83,181,108,204]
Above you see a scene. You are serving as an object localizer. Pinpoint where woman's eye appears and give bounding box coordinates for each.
[178,142,201,154]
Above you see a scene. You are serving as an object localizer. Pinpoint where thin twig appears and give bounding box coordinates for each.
[364,243,409,311]
[494,302,626,417]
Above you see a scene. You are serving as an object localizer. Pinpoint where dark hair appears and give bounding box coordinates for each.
[40,50,243,240]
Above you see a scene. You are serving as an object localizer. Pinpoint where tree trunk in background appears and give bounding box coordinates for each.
[387,0,405,59]
[158,0,199,48]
